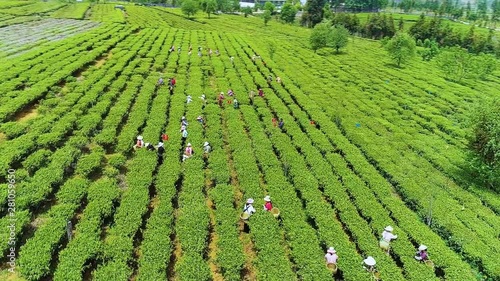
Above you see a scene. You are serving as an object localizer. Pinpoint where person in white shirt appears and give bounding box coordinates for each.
[325,247,338,266]
[380,225,397,254]
[186,95,192,104]
[362,256,376,272]
[242,198,256,217]
[203,142,211,153]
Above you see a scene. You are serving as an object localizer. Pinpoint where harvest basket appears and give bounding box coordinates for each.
[379,240,389,251]
[327,263,338,274]
[240,212,250,220]
[271,207,280,218]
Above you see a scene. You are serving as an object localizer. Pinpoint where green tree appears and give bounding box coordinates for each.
[435,46,474,82]
[384,32,416,67]
[242,6,253,17]
[263,9,272,25]
[301,0,326,27]
[421,39,439,61]
[398,17,404,30]
[200,0,217,18]
[477,0,488,19]
[467,98,500,191]
[330,24,349,53]
[263,1,276,13]
[281,2,298,23]
[466,1,472,18]
[473,53,498,79]
[310,20,330,51]
[181,0,199,18]
[492,0,500,22]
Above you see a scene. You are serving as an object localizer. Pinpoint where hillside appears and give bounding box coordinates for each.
[0,3,499,281]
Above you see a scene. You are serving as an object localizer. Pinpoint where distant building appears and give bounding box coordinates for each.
[240,0,288,8]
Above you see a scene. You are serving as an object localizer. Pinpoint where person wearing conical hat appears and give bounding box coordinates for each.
[414,245,429,261]
[203,141,211,153]
[325,247,338,266]
[134,135,144,150]
[263,195,273,211]
[183,143,193,162]
[243,198,256,216]
[218,92,225,107]
[362,256,376,272]
[380,225,398,253]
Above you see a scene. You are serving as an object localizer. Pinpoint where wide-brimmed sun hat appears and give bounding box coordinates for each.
[137,135,143,140]
[158,142,164,147]
[182,116,186,120]
[418,245,427,251]
[385,226,393,232]
[264,195,271,202]
[246,198,254,204]
[187,143,192,147]
[204,142,209,146]
[327,247,336,254]
[364,256,376,266]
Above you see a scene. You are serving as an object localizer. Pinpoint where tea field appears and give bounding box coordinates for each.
[0,3,499,281]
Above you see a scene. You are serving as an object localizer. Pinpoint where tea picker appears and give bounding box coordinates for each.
[325,247,339,274]
[278,119,284,130]
[203,141,211,153]
[414,244,433,267]
[263,195,273,211]
[133,135,144,150]
[182,143,193,161]
[380,225,397,254]
[157,77,164,86]
[362,256,380,280]
[241,198,256,220]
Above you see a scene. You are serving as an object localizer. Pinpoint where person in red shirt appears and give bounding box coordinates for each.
[263,195,273,211]
[161,133,169,141]
[272,118,277,127]
[258,88,264,97]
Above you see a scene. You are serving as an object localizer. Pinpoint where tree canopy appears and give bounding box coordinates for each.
[280,3,298,24]
[263,10,272,26]
[467,98,500,191]
[384,32,416,67]
[181,0,199,18]
[310,21,350,53]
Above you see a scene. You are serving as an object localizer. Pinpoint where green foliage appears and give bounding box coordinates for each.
[301,0,326,27]
[22,149,52,175]
[200,0,217,18]
[75,147,105,177]
[436,47,497,82]
[310,20,331,51]
[310,21,349,53]
[181,0,199,18]
[263,1,275,13]
[467,99,500,191]
[330,24,349,53]
[107,153,127,169]
[267,40,277,59]
[384,32,416,67]
[242,6,252,17]
[280,2,298,23]
[263,9,272,26]
[436,47,473,82]
[493,0,500,22]
[421,38,439,61]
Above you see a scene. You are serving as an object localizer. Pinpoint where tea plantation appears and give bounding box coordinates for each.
[0,2,499,281]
